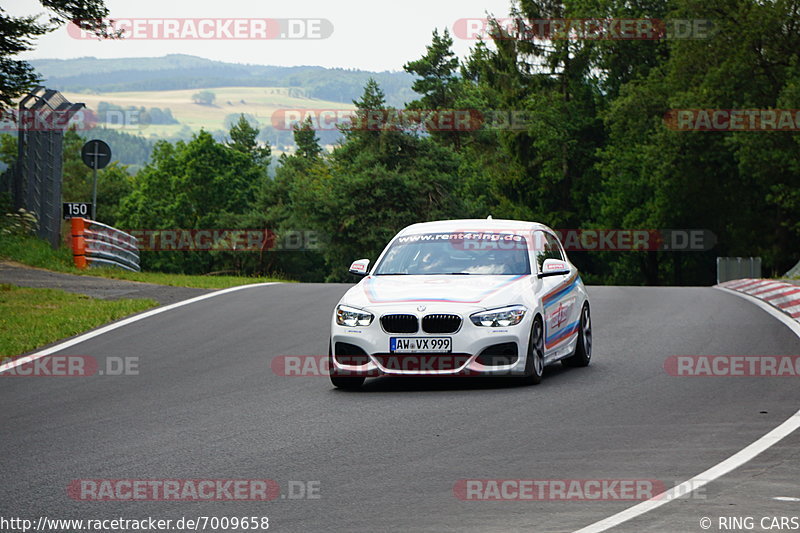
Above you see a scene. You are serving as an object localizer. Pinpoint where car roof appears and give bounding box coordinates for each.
[397,218,555,236]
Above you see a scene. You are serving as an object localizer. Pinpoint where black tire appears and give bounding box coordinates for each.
[562,303,592,368]
[522,316,545,385]
[328,341,365,389]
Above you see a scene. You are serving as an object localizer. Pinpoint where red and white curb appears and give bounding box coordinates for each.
[717,279,800,321]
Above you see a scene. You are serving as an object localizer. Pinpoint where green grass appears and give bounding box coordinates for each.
[0,233,286,289]
[83,270,285,289]
[0,232,76,271]
[0,283,157,358]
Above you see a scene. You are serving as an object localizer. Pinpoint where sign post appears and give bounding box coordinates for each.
[80,140,112,220]
[63,202,92,220]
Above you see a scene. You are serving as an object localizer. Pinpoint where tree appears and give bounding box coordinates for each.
[247,117,329,281]
[293,117,323,159]
[404,28,460,110]
[226,114,271,168]
[404,28,467,149]
[595,0,800,283]
[61,129,91,202]
[1,2,117,108]
[451,1,604,232]
[117,130,266,273]
[305,80,466,280]
[0,133,16,166]
[191,91,216,106]
[345,78,387,146]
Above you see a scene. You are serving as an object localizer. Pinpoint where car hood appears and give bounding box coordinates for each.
[341,274,533,311]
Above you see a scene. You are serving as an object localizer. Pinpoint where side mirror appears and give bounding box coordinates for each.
[538,258,570,278]
[348,259,370,277]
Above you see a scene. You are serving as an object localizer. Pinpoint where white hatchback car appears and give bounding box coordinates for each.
[329,219,592,389]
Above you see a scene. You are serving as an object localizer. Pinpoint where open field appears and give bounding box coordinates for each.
[62,86,355,140]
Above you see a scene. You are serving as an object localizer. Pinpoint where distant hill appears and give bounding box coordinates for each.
[30,54,417,107]
[59,86,357,150]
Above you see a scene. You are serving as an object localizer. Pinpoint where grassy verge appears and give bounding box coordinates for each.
[0,231,76,272]
[0,234,286,289]
[81,270,286,290]
[0,284,157,357]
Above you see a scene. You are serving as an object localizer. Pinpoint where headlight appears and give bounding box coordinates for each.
[336,305,374,327]
[470,305,527,327]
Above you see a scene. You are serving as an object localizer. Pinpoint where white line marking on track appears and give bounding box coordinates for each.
[0,282,281,375]
[572,287,800,533]
[719,287,800,333]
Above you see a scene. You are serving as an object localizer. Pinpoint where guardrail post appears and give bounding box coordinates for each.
[71,217,87,269]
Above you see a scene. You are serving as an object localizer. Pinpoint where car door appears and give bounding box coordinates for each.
[535,231,580,356]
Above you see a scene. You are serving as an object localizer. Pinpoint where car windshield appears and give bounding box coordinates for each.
[374,232,531,275]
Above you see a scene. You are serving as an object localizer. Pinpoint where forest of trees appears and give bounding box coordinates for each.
[96,102,179,125]
[5,0,800,285]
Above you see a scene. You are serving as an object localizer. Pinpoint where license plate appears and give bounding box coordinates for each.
[390,337,452,353]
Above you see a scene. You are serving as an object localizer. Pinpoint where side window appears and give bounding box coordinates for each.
[533,231,547,270]
[534,231,565,271]
[544,233,565,262]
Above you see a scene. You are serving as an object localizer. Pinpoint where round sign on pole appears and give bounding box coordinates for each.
[81,140,112,170]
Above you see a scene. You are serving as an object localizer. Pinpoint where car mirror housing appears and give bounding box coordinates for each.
[349,259,370,277]
[538,258,570,278]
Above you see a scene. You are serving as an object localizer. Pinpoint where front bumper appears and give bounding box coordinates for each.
[330,310,531,377]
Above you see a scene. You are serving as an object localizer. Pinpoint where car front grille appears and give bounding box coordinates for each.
[421,314,462,334]
[380,314,419,333]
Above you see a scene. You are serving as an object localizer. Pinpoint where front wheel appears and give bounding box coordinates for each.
[562,303,592,368]
[328,341,365,389]
[522,317,545,385]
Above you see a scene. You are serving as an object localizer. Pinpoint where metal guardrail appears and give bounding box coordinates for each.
[71,217,140,272]
[716,256,761,284]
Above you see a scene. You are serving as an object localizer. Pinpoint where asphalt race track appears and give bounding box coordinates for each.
[2,284,800,532]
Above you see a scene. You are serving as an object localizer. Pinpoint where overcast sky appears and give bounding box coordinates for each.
[10,0,512,71]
